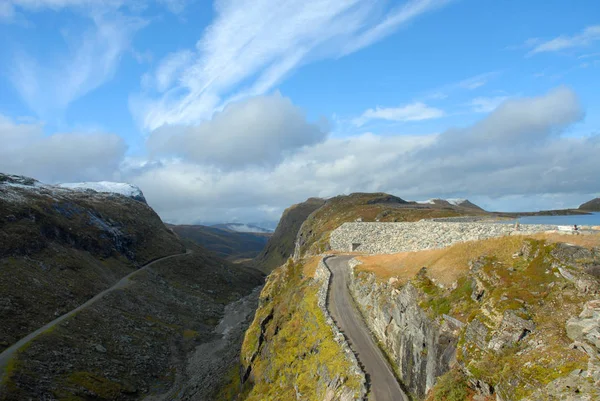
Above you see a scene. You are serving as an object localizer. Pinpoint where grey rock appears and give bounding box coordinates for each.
[488,311,535,352]
[94,344,107,353]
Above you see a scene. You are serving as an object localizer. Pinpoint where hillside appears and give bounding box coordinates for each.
[234,192,600,401]
[294,192,487,258]
[168,224,270,261]
[580,197,600,212]
[0,173,264,400]
[251,197,326,273]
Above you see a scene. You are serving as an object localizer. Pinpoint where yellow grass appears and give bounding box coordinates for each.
[356,232,600,286]
[301,256,321,278]
[530,232,600,249]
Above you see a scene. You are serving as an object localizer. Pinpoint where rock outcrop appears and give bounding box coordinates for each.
[347,259,458,398]
[252,197,325,273]
[342,237,600,400]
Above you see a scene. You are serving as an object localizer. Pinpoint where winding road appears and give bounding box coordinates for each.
[0,249,191,382]
[325,255,408,401]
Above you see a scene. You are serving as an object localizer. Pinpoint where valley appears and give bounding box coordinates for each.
[2,174,599,400]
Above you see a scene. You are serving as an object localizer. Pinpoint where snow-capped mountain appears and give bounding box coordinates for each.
[415,198,483,210]
[58,182,146,203]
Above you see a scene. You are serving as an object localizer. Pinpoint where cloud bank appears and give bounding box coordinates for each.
[1,87,598,224]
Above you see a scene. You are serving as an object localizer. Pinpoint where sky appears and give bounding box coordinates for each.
[1,0,599,226]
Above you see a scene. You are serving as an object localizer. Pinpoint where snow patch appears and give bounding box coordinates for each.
[416,199,436,205]
[58,182,146,202]
[447,198,468,206]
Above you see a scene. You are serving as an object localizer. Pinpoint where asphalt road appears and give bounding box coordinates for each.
[325,255,409,401]
[0,249,191,382]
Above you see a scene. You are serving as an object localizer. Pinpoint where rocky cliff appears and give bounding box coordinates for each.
[0,173,264,400]
[348,235,600,400]
[252,197,325,273]
[348,260,457,399]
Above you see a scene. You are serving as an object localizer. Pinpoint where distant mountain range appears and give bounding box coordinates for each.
[168,224,271,261]
[413,198,484,210]
[211,223,274,233]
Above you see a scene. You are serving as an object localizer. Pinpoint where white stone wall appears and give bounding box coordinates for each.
[330,221,556,254]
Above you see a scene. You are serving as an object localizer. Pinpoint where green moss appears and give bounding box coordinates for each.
[429,368,470,401]
[456,240,593,399]
[239,260,362,401]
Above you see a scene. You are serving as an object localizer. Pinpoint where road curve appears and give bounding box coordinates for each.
[325,255,408,401]
[0,249,191,381]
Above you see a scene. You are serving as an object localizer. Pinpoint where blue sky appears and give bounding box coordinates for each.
[1,0,599,224]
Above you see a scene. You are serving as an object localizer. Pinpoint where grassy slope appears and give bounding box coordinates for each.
[1,243,264,400]
[251,197,326,273]
[232,259,362,401]
[356,233,600,400]
[0,181,184,351]
[167,224,270,260]
[579,198,600,212]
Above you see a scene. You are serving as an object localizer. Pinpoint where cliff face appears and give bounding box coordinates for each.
[348,264,458,399]
[252,197,325,273]
[348,236,600,400]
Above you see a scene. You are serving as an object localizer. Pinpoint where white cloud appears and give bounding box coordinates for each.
[9,14,147,118]
[468,95,509,113]
[528,25,600,54]
[457,71,499,90]
[153,50,195,92]
[421,71,500,100]
[0,114,126,182]
[352,102,445,126]
[147,92,328,168]
[133,0,453,130]
[123,86,599,224]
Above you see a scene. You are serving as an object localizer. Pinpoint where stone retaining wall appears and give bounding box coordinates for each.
[330,221,556,254]
[314,258,367,400]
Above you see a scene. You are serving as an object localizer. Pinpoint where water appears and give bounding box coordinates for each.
[498,212,600,226]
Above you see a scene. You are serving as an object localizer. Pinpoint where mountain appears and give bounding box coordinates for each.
[168,224,271,260]
[295,192,486,258]
[57,181,147,203]
[0,173,263,400]
[251,197,326,273]
[415,198,484,210]
[579,197,600,211]
[211,223,273,233]
[238,191,600,401]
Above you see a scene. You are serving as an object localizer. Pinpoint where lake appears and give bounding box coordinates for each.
[499,212,600,226]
